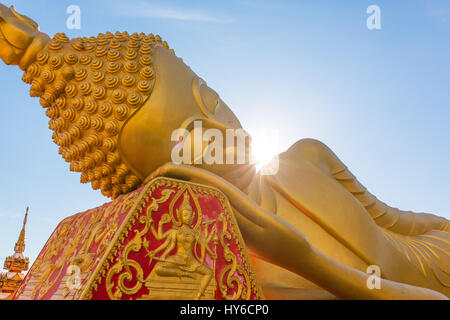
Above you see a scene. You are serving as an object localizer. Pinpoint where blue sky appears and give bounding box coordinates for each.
[0,0,449,264]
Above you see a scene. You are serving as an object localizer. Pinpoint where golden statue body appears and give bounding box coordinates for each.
[0,4,449,299]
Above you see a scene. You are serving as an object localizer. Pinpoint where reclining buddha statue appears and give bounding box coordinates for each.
[0,4,448,299]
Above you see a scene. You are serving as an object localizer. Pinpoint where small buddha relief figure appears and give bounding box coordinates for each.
[143,191,217,300]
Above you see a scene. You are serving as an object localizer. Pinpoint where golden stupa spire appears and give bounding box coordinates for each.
[0,207,30,299]
[14,207,28,254]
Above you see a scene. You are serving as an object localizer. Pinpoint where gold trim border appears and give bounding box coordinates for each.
[80,177,264,300]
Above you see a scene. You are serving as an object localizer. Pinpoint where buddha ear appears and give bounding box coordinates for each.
[192,77,219,117]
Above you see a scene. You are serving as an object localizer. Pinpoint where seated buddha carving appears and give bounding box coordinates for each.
[0,4,448,299]
[145,191,217,300]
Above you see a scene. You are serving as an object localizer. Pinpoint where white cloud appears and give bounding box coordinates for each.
[114,1,232,23]
[428,6,450,25]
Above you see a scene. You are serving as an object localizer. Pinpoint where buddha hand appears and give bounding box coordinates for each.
[0,4,40,66]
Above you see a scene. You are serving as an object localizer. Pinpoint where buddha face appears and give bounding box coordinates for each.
[180,208,194,226]
[119,45,243,181]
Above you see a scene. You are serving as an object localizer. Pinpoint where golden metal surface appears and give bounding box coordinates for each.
[1,4,449,299]
[14,192,138,300]
[81,177,262,300]
[0,208,30,299]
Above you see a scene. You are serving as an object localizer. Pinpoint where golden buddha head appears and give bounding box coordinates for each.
[0,4,243,198]
[119,40,243,186]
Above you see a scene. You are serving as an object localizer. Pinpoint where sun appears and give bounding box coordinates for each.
[248,128,282,173]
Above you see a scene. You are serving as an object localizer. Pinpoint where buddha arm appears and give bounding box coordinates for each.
[151,231,175,258]
[144,162,447,299]
[149,217,172,241]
